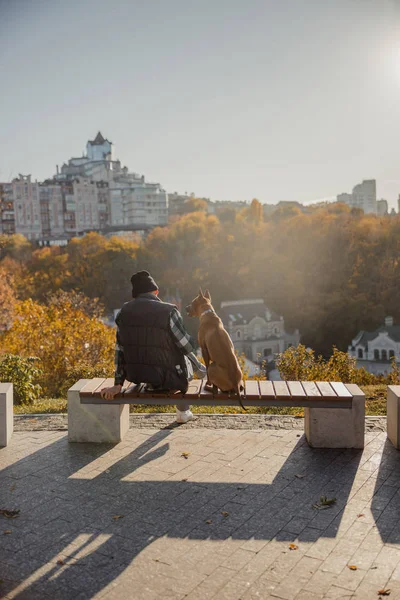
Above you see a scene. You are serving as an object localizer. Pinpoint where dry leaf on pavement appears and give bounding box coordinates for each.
[0,509,20,519]
[3,530,12,535]
[377,590,391,596]
[348,565,358,570]
[357,514,365,518]
[221,511,229,517]
[181,452,190,459]
[205,520,212,524]
[57,559,65,565]
[112,515,124,520]
[289,543,298,550]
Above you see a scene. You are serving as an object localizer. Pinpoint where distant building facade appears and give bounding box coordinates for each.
[377,199,389,215]
[1,132,168,243]
[348,316,400,375]
[337,180,377,214]
[219,299,300,368]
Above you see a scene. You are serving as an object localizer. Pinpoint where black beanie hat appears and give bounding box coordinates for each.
[130,270,159,298]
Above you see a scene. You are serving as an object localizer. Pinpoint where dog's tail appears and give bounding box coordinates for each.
[235,382,246,411]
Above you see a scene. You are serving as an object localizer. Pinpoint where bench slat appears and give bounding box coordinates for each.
[301,381,321,397]
[80,378,108,397]
[92,378,114,397]
[258,380,275,398]
[123,383,144,397]
[287,381,306,397]
[245,380,260,400]
[316,382,337,397]
[330,382,353,398]
[121,380,133,394]
[273,381,290,398]
[185,380,203,399]
[199,380,214,401]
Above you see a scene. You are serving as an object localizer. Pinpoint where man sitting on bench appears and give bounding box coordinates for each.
[100,270,206,423]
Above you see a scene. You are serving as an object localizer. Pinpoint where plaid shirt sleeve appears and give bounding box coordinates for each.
[169,309,196,355]
[114,310,126,386]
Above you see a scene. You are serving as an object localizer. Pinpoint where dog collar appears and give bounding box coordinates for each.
[200,309,215,318]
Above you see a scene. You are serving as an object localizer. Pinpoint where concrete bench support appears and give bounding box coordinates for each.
[0,383,13,447]
[387,385,400,449]
[304,384,365,448]
[68,379,129,443]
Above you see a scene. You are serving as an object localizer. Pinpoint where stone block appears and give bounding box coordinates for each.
[304,384,365,448]
[0,382,13,447]
[68,379,129,443]
[387,385,400,449]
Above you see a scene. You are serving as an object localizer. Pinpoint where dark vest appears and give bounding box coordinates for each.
[118,295,188,392]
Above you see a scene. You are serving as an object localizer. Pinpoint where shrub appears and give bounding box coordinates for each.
[276,344,381,385]
[0,354,42,404]
[388,357,400,385]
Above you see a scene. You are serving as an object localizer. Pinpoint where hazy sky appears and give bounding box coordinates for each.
[1,0,400,208]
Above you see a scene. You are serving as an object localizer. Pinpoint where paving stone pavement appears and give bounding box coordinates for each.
[13,413,387,433]
[1,427,400,599]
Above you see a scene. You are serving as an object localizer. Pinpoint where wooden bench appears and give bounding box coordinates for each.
[0,383,13,447]
[68,378,365,448]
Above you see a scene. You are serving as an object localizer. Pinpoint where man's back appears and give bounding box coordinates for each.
[118,294,188,391]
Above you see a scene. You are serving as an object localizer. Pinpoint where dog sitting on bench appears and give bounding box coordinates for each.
[186,289,245,410]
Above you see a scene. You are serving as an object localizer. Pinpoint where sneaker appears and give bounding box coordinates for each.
[176,409,194,424]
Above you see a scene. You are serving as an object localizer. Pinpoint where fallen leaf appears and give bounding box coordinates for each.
[182,478,188,482]
[289,543,298,551]
[312,496,337,510]
[0,509,20,519]
[3,530,12,535]
[295,474,306,479]
[57,559,65,565]
[181,452,190,459]
[320,496,336,506]
[221,511,229,517]
[112,515,124,520]
[378,589,391,596]
[205,520,212,525]
[357,514,365,518]
[348,565,358,570]
[9,484,15,492]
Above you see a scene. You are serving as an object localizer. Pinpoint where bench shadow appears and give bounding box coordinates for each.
[371,439,400,545]
[0,429,363,600]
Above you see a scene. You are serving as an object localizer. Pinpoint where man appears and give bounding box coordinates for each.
[100,270,206,423]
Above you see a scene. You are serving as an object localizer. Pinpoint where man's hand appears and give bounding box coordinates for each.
[100,385,122,400]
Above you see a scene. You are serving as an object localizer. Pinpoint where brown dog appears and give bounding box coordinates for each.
[186,289,245,410]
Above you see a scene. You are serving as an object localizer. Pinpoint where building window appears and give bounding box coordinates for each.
[382,350,388,361]
[358,348,363,359]
[263,348,272,357]
[389,350,395,359]
[374,349,380,360]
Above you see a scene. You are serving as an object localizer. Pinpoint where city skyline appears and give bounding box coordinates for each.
[1,1,400,209]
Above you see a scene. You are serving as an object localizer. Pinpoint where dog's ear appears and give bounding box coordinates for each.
[204,289,211,301]
[198,287,204,297]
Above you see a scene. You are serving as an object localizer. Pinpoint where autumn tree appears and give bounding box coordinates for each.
[1,296,115,397]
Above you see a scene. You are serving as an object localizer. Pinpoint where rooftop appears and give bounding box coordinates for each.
[219,299,280,325]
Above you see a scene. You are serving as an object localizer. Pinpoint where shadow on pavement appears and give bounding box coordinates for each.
[0,428,364,599]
